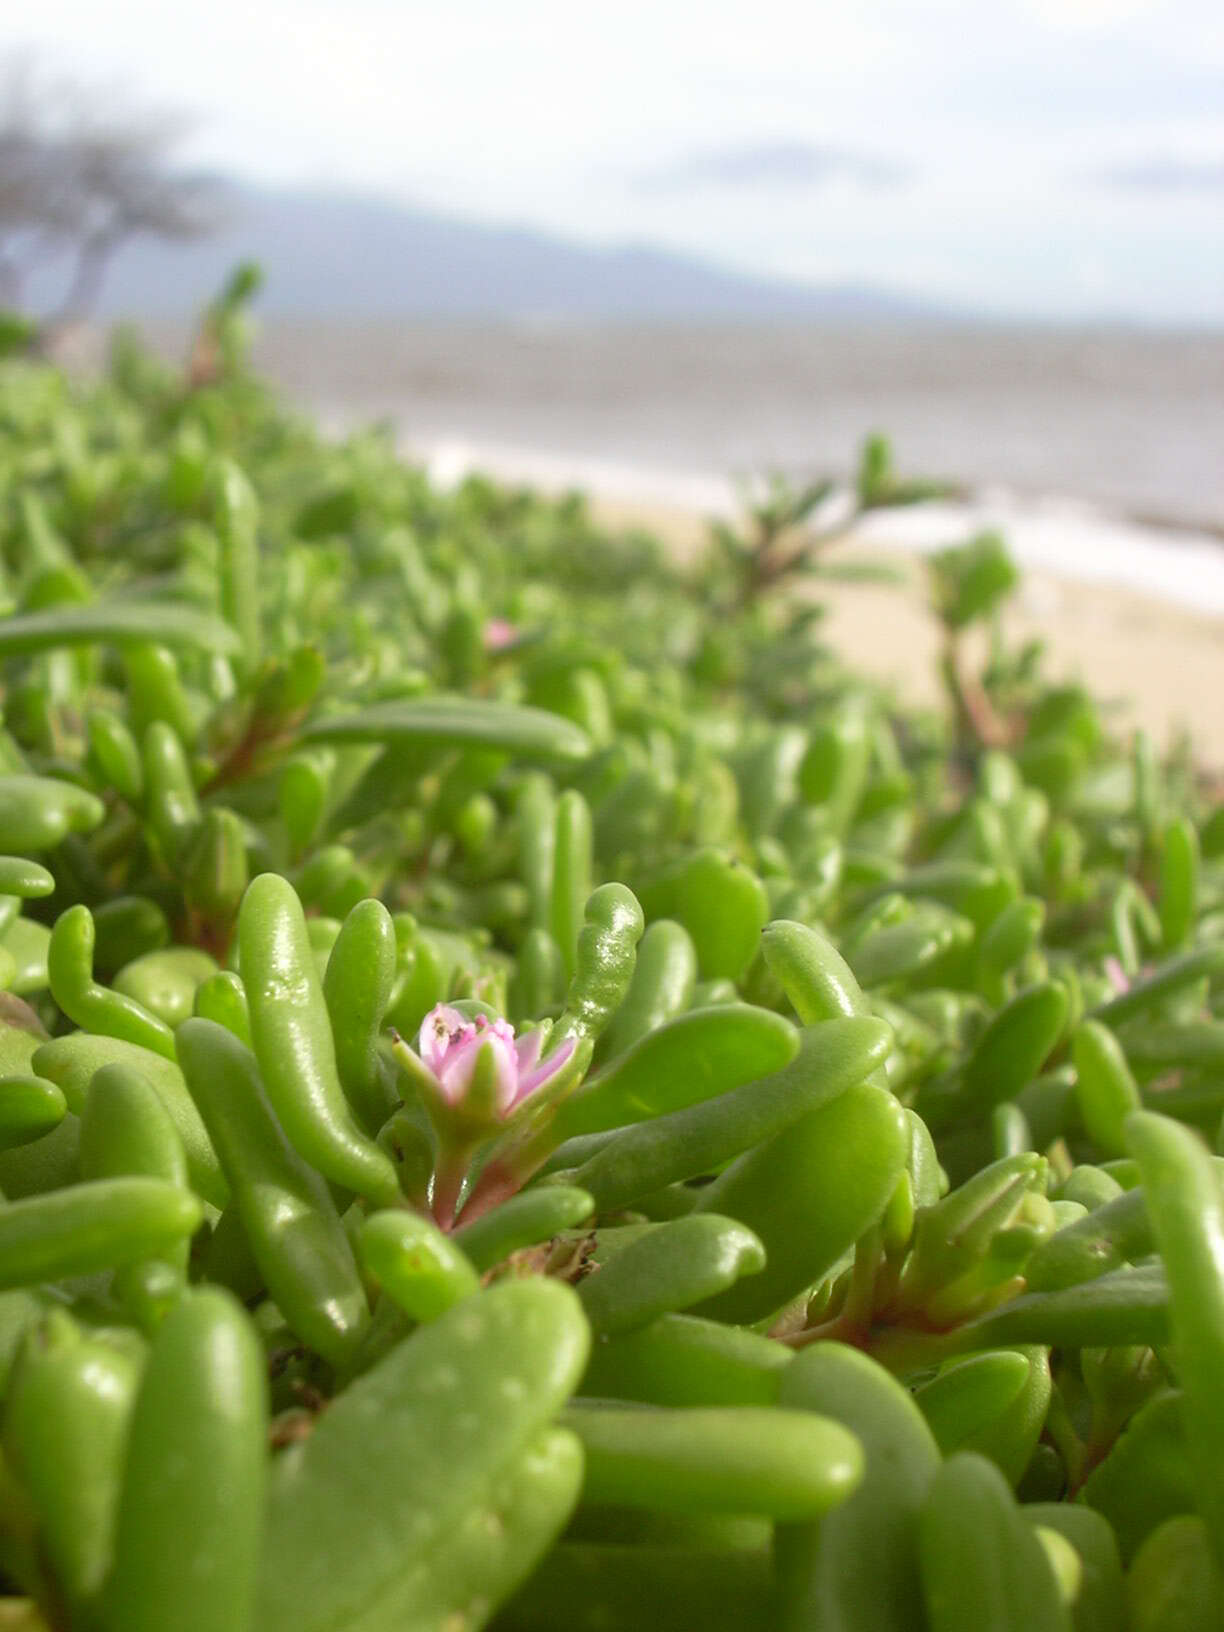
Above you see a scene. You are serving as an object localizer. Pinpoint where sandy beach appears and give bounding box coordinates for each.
[588,494,1224,768]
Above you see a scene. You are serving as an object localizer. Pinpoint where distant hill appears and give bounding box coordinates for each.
[31,183,953,324]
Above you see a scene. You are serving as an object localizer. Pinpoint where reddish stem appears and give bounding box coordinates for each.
[430,1153,470,1232]
[454,1159,522,1228]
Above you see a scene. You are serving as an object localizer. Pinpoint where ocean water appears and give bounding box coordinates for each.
[251,320,1224,530]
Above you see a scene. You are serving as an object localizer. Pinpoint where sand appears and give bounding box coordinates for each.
[589,496,1224,770]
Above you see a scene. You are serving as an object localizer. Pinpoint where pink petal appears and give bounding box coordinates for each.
[489,1017,518,1050]
[516,1036,577,1103]
[1103,956,1130,995]
[514,1029,544,1074]
[418,1004,473,1075]
[484,618,518,652]
[435,1031,489,1103]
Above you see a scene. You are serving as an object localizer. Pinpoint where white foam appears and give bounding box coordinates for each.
[414,435,738,519]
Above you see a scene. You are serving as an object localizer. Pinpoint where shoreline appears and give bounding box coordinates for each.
[407,432,1224,615]
[48,327,1224,760]
[403,437,1224,763]
[585,491,1224,767]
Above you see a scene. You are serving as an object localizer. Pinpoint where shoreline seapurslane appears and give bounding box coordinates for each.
[403,435,1224,765]
[590,496,1224,769]
[8,285,1224,1629]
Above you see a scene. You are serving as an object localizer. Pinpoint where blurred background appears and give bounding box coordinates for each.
[2,3,1222,663]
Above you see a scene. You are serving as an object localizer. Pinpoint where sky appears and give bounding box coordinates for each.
[9,0,1224,323]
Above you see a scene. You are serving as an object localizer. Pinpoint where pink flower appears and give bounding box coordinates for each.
[412,1004,573,1119]
[1103,956,1131,995]
[484,618,518,653]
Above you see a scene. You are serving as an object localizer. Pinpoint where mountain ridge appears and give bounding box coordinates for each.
[29,182,957,323]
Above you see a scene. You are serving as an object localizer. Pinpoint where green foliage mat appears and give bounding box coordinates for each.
[0,278,1221,1629]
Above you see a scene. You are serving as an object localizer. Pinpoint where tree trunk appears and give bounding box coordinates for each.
[38,231,116,346]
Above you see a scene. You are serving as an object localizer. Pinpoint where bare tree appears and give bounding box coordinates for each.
[0,56,225,332]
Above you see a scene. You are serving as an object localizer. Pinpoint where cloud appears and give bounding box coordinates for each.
[1096,157,1224,193]
[635,141,913,195]
[1021,0,1164,32]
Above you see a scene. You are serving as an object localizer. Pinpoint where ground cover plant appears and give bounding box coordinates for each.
[0,274,1221,1629]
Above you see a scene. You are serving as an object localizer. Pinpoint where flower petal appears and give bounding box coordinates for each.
[516,1035,577,1102]
[419,1003,473,1075]
[514,1028,544,1074]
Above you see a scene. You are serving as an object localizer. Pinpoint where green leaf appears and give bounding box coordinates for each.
[300,696,590,762]
[0,602,241,657]
[552,1004,798,1140]
[256,1279,589,1632]
[954,1262,1169,1352]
